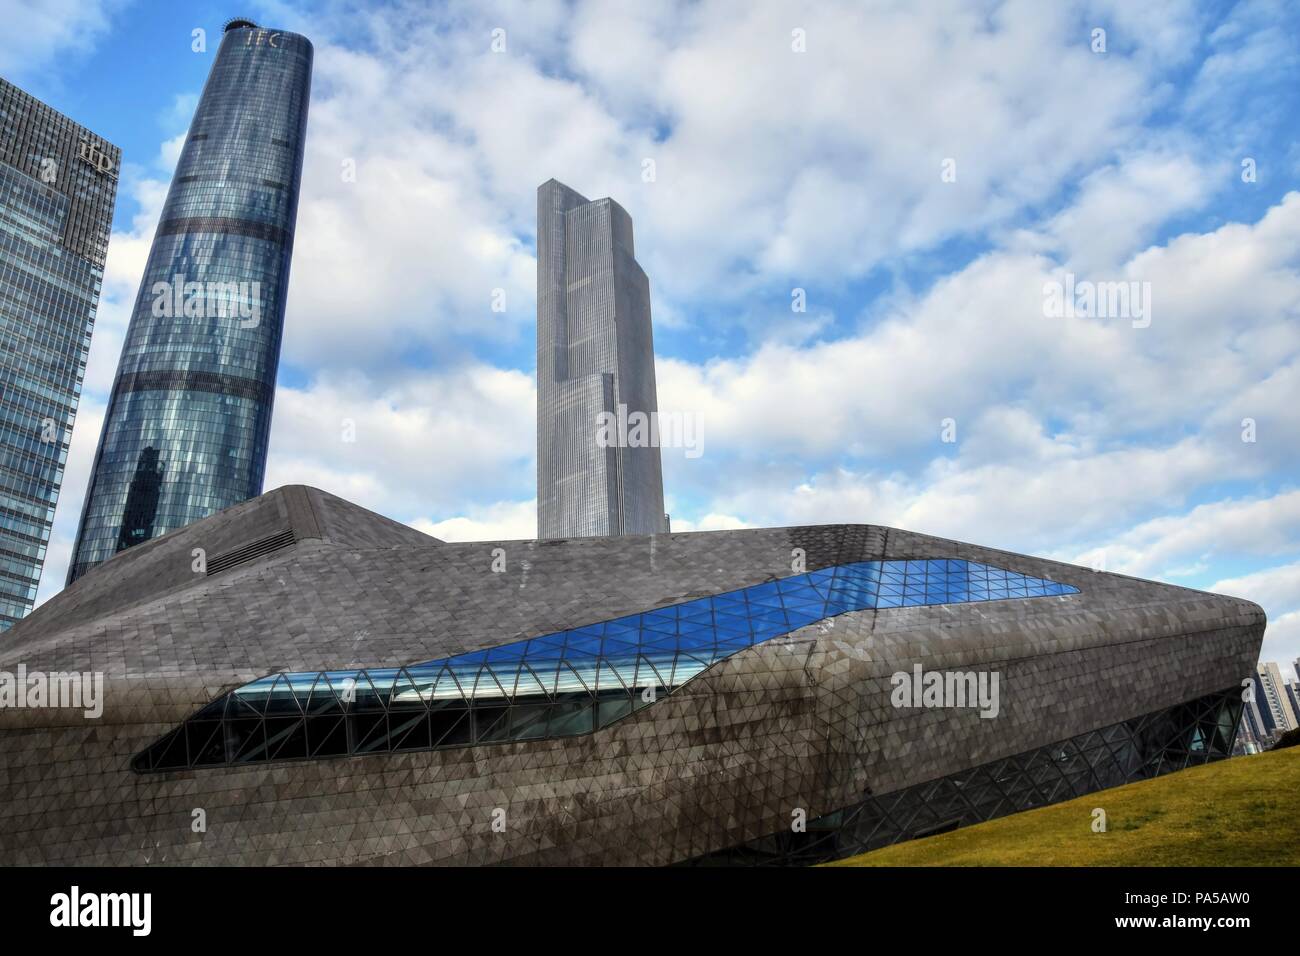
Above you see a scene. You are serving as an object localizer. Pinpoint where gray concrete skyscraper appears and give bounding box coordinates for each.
[67,20,312,583]
[536,179,668,538]
[0,78,119,629]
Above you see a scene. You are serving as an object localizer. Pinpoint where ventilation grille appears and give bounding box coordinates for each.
[206,528,296,576]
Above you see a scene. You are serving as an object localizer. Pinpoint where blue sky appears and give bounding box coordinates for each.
[4,0,1299,677]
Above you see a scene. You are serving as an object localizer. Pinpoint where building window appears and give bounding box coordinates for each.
[133,559,1080,772]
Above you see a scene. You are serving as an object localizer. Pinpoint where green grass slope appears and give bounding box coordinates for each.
[830,747,1299,867]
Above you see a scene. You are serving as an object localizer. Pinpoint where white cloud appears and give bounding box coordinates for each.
[79,172,171,396]
[679,433,1234,559]
[1256,612,1300,681]
[33,399,105,608]
[1211,561,1300,675]
[1213,560,1300,612]
[414,499,537,541]
[0,0,123,75]
[1038,151,1214,274]
[264,365,536,521]
[658,190,1300,483]
[668,513,754,533]
[634,0,1164,296]
[281,50,543,371]
[254,0,1203,365]
[1090,491,1300,579]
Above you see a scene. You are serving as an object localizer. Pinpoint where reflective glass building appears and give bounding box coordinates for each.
[537,179,669,538]
[0,78,119,630]
[66,20,312,583]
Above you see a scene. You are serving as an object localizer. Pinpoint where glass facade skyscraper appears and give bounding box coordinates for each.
[536,179,669,538]
[0,78,119,630]
[67,21,312,583]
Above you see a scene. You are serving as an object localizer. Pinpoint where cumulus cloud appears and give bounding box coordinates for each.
[265,365,536,520]
[1213,560,1300,613]
[1077,491,1300,578]
[659,191,1300,474]
[1037,151,1215,274]
[0,0,124,76]
[667,513,754,533]
[257,0,1203,370]
[32,397,105,603]
[414,499,538,541]
[1211,562,1300,676]
[1256,612,1300,681]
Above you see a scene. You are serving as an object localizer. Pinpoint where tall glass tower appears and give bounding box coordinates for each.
[0,78,119,630]
[536,179,668,539]
[67,20,312,583]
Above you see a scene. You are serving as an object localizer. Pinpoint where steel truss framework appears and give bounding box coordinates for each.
[133,558,1078,772]
[687,686,1245,866]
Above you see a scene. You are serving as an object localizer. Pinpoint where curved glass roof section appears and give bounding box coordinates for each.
[133,559,1079,772]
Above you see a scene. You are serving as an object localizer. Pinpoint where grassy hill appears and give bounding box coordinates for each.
[829,747,1299,867]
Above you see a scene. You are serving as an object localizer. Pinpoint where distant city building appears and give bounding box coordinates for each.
[536,179,669,539]
[0,78,119,629]
[1238,691,1269,752]
[67,20,312,583]
[1252,662,1298,737]
[1285,681,1300,730]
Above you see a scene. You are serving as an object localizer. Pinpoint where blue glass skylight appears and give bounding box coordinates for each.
[133,559,1079,771]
